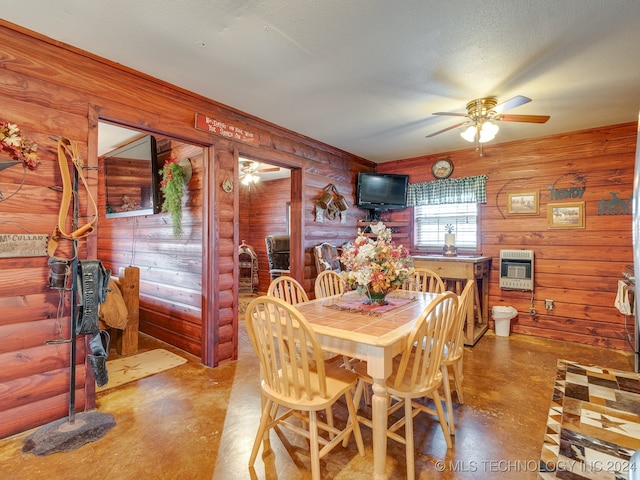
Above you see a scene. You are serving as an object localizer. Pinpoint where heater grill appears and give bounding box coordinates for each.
[500,249,534,291]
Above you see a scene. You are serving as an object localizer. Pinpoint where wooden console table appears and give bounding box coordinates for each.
[413,255,491,345]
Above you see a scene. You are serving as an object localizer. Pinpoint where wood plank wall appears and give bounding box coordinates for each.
[378,123,636,351]
[239,177,291,292]
[97,140,205,356]
[0,20,373,439]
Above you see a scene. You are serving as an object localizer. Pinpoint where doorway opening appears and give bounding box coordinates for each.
[237,156,292,296]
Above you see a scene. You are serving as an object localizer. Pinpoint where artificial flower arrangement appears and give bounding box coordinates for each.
[160,156,188,238]
[339,222,414,304]
[0,121,38,170]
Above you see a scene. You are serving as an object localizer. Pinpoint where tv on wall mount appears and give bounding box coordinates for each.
[356,172,409,221]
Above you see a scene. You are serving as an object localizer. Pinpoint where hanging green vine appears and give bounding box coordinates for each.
[160,157,187,238]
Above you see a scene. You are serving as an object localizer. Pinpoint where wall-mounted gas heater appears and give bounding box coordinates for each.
[500,249,534,291]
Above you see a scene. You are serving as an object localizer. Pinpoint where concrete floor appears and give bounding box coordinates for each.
[0,321,634,480]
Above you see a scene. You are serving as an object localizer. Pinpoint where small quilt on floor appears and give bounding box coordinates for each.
[538,359,640,479]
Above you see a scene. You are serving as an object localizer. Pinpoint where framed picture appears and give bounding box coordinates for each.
[507,191,539,215]
[547,202,585,229]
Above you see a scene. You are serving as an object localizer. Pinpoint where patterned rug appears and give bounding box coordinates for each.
[97,349,187,392]
[239,293,259,314]
[539,360,640,479]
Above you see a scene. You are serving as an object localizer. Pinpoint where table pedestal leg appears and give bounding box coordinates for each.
[371,378,389,480]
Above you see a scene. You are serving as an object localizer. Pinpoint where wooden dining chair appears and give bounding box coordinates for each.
[352,292,458,480]
[314,270,345,299]
[267,272,339,419]
[401,267,446,293]
[267,275,309,305]
[245,296,365,480]
[441,279,474,436]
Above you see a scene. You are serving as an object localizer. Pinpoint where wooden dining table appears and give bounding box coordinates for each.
[295,288,439,480]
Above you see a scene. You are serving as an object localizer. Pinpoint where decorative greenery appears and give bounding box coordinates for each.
[339,222,414,297]
[0,121,38,170]
[160,157,187,238]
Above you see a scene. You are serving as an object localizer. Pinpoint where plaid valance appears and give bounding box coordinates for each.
[407,175,488,206]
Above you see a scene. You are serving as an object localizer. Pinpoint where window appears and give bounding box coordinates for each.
[414,203,479,252]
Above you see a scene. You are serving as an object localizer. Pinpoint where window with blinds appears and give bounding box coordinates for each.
[414,203,479,252]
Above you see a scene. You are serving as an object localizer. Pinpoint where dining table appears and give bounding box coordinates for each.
[295,288,439,480]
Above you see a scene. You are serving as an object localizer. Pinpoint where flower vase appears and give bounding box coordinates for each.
[364,290,389,306]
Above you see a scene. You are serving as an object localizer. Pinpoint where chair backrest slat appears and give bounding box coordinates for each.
[401,267,446,294]
[393,292,458,391]
[445,280,474,361]
[314,270,345,298]
[268,276,310,305]
[245,296,328,401]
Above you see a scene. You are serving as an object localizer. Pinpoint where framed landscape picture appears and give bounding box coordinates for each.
[507,191,539,215]
[547,202,585,229]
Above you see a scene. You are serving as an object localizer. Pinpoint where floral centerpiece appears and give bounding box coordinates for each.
[0,121,38,170]
[160,157,188,238]
[339,222,414,305]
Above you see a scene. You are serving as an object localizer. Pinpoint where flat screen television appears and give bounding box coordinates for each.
[356,172,409,220]
[104,135,161,218]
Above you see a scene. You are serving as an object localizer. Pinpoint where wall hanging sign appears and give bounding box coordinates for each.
[547,185,585,200]
[315,184,348,224]
[195,113,259,146]
[598,192,632,215]
[0,233,48,258]
[547,202,585,229]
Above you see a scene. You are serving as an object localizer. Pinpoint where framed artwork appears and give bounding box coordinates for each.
[507,191,539,215]
[547,202,585,229]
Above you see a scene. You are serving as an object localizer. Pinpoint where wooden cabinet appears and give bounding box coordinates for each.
[413,255,491,346]
[357,221,410,243]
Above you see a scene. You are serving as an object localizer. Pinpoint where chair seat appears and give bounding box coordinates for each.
[264,361,359,411]
[353,356,443,398]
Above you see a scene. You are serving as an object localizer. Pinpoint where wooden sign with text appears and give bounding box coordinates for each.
[195,113,260,146]
[0,234,48,257]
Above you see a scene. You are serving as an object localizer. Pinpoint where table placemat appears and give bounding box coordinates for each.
[329,294,415,316]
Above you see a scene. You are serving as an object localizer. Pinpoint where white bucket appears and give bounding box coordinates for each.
[494,318,511,337]
[492,306,518,337]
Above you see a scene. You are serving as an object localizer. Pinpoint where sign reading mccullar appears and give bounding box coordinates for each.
[0,234,48,257]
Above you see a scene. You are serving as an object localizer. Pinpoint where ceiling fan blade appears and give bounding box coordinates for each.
[425,121,466,138]
[498,114,550,123]
[257,167,280,173]
[432,112,468,117]
[494,95,531,113]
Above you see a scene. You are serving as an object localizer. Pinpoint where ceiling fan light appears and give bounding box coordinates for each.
[478,121,499,143]
[241,172,260,185]
[460,125,477,142]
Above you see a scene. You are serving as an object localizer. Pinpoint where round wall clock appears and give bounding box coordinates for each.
[432,158,453,179]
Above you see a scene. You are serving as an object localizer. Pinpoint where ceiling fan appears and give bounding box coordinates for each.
[425,95,550,155]
[239,159,280,185]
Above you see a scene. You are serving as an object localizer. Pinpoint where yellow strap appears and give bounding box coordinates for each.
[47,138,98,257]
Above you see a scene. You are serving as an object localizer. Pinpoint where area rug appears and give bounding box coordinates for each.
[97,349,187,392]
[239,293,259,314]
[538,359,640,479]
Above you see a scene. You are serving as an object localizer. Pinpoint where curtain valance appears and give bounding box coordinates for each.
[407,175,488,206]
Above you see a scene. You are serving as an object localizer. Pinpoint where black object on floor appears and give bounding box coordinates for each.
[22,411,115,456]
